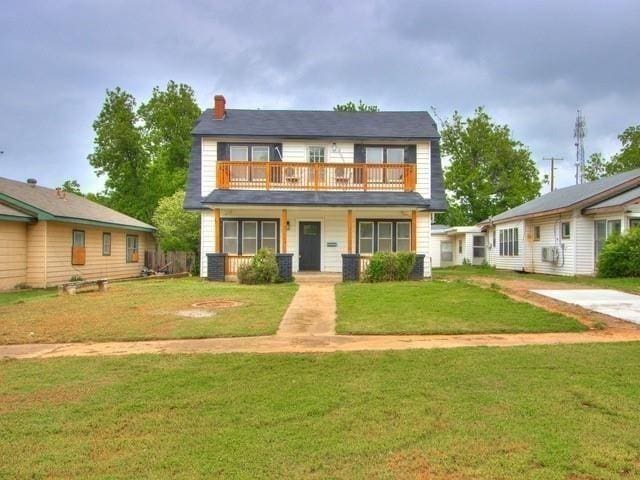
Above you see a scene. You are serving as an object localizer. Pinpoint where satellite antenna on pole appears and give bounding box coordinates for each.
[574,110,586,184]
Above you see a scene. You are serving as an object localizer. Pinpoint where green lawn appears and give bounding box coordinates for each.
[434,264,640,292]
[0,278,297,344]
[2,344,640,478]
[335,280,586,335]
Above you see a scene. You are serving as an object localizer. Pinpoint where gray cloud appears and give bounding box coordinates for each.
[1,0,638,193]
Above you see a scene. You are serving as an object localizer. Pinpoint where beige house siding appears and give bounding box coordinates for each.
[43,222,153,286]
[26,221,47,287]
[0,220,28,289]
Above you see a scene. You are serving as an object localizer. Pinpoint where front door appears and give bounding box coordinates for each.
[299,222,321,271]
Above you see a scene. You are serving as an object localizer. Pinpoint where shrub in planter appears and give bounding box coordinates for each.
[237,248,279,284]
[597,227,640,277]
[364,251,416,282]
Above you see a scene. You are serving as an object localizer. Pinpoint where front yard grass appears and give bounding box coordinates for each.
[0,277,297,344]
[2,343,640,479]
[336,280,586,335]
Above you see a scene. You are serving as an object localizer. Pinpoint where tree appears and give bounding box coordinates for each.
[88,87,151,222]
[152,190,200,253]
[605,125,640,175]
[139,81,201,200]
[584,153,608,182]
[440,107,542,225]
[61,180,82,195]
[333,100,379,112]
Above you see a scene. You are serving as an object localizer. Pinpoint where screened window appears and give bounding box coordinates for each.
[102,232,111,256]
[261,221,277,252]
[73,230,85,247]
[499,228,519,256]
[242,221,258,255]
[230,146,249,181]
[377,222,393,252]
[223,221,239,254]
[473,235,485,258]
[440,241,453,262]
[562,222,571,239]
[251,146,269,180]
[534,226,541,241]
[308,146,325,163]
[359,222,374,254]
[365,147,384,163]
[126,235,139,263]
[396,222,411,252]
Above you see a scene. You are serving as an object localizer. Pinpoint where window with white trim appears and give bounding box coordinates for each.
[242,221,258,255]
[261,221,277,252]
[396,222,411,252]
[126,235,139,263]
[499,227,519,256]
[230,146,249,181]
[223,221,239,254]
[562,222,571,239]
[377,222,393,252]
[359,221,374,255]
[308,146,325,163]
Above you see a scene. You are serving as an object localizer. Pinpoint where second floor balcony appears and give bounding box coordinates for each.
[216,161,416,192]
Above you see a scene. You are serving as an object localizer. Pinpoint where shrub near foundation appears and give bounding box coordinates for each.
[364,252,416,282]
[597,227,640,277]
[237,248,279,284]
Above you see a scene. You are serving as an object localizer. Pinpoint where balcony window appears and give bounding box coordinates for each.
[386,148,404,182]
[251,146,268,180]
[230,146,249,181]
[308,146,325,163]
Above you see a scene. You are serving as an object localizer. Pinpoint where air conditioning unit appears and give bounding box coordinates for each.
[541,246,560,263]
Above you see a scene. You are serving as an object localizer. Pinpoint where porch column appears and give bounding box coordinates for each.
[411,210,417,252]
[214,208,221,253]
[347,209,353,254]
[281,209,288,253]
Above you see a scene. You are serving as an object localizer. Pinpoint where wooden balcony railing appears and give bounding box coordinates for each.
[216,162,416,192]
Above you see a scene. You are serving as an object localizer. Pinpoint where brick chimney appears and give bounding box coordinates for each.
[214,95,226,120]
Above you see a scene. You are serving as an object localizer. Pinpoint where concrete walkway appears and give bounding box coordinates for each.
[3,274,640,360]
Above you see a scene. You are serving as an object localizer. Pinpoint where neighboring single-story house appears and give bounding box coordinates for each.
[0,176,155,290]
[478,168,640,276]
[184,95,446,281]
[430,225,486,268]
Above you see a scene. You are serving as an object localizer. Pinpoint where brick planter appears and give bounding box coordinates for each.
[206,253,227,281]
[409,254,426,280]
[342,254,361,282]
[275,253,294,282]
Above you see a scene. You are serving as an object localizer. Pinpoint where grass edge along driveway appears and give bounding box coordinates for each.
[335,279,586,335]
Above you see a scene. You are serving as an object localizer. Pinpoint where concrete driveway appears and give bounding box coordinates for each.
[531,289,640,325]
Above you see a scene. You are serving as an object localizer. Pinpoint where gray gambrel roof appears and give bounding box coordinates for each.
[0,177,155,231]
[487,168,640,223]
[185,109,446,211]
[202,190,431,208]
[193,109,440,139]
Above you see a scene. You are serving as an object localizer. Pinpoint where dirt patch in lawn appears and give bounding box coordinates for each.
[470,276,640,331]
[191,299,243,309]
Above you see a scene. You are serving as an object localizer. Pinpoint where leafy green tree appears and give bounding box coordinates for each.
[333,100,379,112]
[152,190,200,253]
[88,87,151,222]
[584,153,608,182]
[440,107,542,225]
[605,125,640,175]
[61,180,82,195]
[139,81,201,200]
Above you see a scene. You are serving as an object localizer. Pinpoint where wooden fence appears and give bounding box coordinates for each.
[144,250,196,274]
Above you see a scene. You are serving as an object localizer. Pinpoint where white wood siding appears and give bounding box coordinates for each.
[200,210,215,277]
[417,212,431,277]
[0,221,28,290]
[201,138,217,195]
[525,214,575,275]
[492,220,525,271]
[574,213,595,275]
[416,142,431,199]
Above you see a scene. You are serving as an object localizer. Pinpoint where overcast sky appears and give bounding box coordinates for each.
[1,0,638,193]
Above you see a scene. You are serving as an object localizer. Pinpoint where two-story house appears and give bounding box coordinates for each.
[184,96,446,280]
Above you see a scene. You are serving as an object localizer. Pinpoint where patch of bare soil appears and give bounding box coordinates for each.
[191,299,243,309]
[470,276,640,332]
[175,310,217,318]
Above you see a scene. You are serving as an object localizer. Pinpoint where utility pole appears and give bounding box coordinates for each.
[543,157,563,192]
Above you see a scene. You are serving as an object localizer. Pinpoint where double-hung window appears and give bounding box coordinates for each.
[365,147,384,183]
[308,146,325,163]
[499,228,519,256]
[126,235,139,263]
[102,232,111,256]
[396,222,411,252]
[386,148,404,182]
[357,220,412,254]
[72,230,86,265]
[358,221,374,255]
[595,219,622,259]
[222,219,279,255]
[230,146,249,181]
[562,222,571,239]
[377,222,393,252]
[251,146,269,180]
